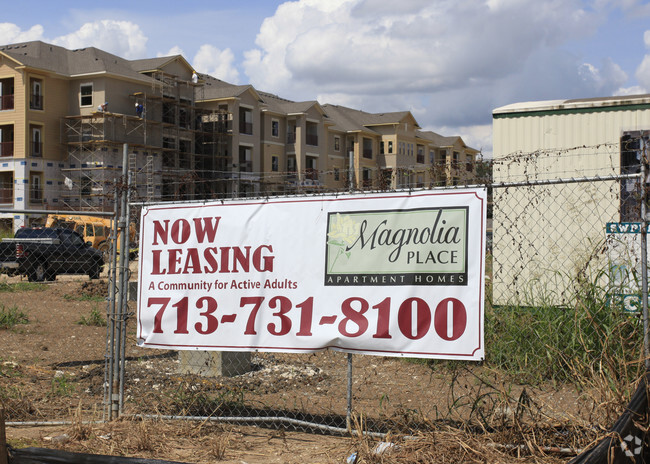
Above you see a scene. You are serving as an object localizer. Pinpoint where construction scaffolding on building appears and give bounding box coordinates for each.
[60,71,232,211]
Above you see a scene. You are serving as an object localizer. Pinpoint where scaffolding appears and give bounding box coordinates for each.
[61,71,232,210]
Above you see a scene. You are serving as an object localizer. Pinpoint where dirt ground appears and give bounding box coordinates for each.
[0,273,607,463]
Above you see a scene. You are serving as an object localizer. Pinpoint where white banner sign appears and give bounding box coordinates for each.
[137,190,486,360]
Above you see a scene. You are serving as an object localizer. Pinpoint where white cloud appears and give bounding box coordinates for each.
[634,30,650,91]
[52,20,147,59]
[0,23,44,44]
[244,0,601,97]
[192,44,240,84]
[243,0,631,157]
[159,46,185,58]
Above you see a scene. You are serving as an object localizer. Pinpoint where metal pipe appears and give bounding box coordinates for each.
[130,414,386,439]
[0,208,115,216]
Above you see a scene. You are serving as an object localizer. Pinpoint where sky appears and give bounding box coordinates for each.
[2,0,650,157]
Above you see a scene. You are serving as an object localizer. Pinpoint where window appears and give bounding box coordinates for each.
[271,156,279,172]
[381,169,392,189]
[362,137,372,159]
[287,156,296,172]
[0,125,14,157]
[362,167,372,188]
[239,146,252,171]
[30,78,43,110]
[380,141,385,154]
[306,122,318,146]
[271,120,279,138]
[61,229,84,247]
[81,175,92,197]
[306,157,318,180]
[416,145,424,164]
[388,141,393,154]
[30,172,42,203]
[334,168,340,181]
[0,77,14,111]
[334,136,340,152]
[465,155,474,172]
[620,132,649,221]
[80,83,93,107]
[239,108,253,135]
[31,126,42,157]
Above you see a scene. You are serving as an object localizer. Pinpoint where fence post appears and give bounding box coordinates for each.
[118,170,132,413]
[346,155,355,432]
[106,181,120,421]
[642,139,649,370]
[0,407,7,464]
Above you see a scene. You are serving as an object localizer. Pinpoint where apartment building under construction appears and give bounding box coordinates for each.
[0,40,480,229]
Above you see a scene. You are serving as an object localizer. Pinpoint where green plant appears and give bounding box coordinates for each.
[483,263,644,388]
[0,281,44,293]
[0,305,29,329]
[50,373,75,396]
[77,306,107,326]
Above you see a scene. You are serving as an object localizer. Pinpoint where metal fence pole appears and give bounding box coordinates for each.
[118,170,132,412]
[642,139,649,370]
[113,144,129,416]
[106,181,120,421]
[347,153,354,432]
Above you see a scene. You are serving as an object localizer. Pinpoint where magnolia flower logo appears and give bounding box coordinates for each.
[327,213,359,271]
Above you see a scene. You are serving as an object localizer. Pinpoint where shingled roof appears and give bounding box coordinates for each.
[0,41,151,83]
[322,104,418,134]
[258,91,326,117]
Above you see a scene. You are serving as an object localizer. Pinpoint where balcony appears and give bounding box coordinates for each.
[0,94,13,111]
[30,94,43,110]
[0,182,14,204]
[306,134,318,146]
[31,141,42,157]
[0,142,13,157]
[239,121,253,135]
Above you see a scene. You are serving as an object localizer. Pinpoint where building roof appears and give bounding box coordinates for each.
[416,130,461,147]
[493,93,650,117]
[198,73,261,101]
[258,91,326,118]
[0,41,151,83]
[323,104,417,131]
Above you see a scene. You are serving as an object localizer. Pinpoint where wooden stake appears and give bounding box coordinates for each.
[0,406,7,464]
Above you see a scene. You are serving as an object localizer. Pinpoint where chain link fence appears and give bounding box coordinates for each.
[0,211,114,425]
[1,147,648,456]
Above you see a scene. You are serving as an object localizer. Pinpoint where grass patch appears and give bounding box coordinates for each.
[483,294,643,386]
[0,305,29,329]
[0,281,45,292]
[50,373,75,397]
[77,306,107,326]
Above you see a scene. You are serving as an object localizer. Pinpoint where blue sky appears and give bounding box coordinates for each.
[2,0,650,156]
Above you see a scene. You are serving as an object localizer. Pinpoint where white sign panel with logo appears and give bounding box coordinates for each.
[137,190,487,360]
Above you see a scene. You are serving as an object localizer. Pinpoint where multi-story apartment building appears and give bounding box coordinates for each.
[0,40,479,230]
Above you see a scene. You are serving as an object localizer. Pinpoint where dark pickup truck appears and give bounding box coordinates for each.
[0,227,104,281]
